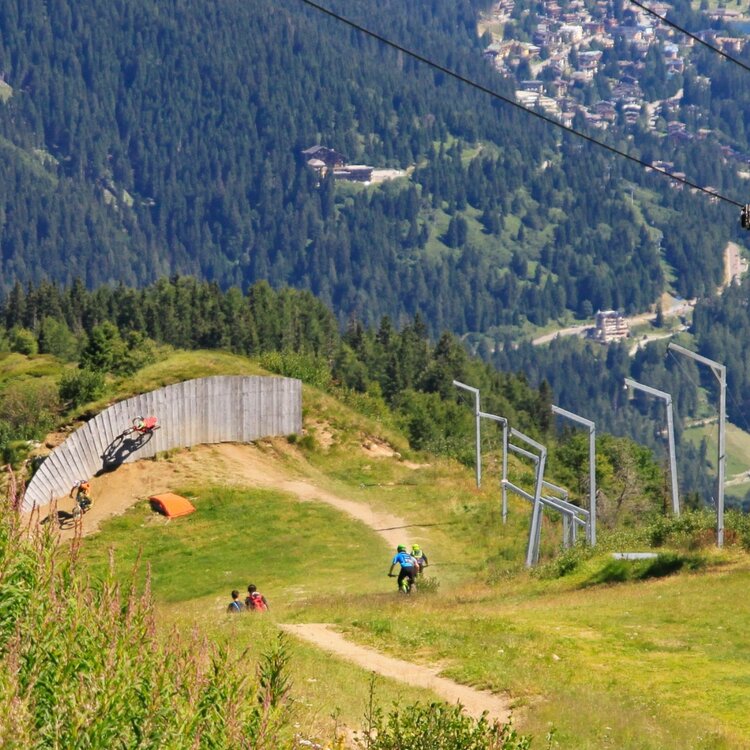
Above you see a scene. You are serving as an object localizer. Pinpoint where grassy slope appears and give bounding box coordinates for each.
[0,351,61,386]
[13,347,746,748]
[684,422,750,498]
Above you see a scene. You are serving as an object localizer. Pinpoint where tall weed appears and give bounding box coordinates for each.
[0,494,293,749]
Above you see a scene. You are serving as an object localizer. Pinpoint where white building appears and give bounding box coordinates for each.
[591,310,629,342]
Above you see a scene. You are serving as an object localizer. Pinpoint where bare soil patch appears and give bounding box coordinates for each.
[31,442,413,548]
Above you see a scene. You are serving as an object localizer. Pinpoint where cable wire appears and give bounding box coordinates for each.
[298,0,743,208]
[627,0,750,75]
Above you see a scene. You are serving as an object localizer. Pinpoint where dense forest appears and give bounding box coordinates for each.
[0,0,740,339]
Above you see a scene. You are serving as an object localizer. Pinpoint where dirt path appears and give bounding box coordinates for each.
[216,444,412,549]
[281,623,512,723]
[30,441,516,730]
[36,442,411,548]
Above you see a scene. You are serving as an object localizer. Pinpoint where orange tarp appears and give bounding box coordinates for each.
[149,493,196,518]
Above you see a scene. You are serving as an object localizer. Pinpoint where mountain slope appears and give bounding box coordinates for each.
[0,0,735,337]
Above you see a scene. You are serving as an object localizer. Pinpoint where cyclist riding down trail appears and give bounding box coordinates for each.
[132,415,159,433]
[70,480,92,513]
[411,544,429,575]
[387,545,418,593]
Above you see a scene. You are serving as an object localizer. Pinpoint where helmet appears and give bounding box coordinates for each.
[412,544,420,552]
[397,545,407,552]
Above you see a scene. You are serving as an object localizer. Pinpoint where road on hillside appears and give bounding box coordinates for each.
[532,298,694,348]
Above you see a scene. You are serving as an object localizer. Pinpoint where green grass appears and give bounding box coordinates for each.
[284,555,750,748]
[115,349,266,397]
[683,421,750,478]
[76,427,750,748]
[55,353,750,748]
[0,352,62,386]
[74,348,266,415]
[81,485,390,604]
[80,482,450,736]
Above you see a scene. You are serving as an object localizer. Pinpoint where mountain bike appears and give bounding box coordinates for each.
[71,492,92,522]
[388,572,416,595]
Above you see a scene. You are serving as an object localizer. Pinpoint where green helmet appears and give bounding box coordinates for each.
[412,544,420,552]
[397,545,407,552]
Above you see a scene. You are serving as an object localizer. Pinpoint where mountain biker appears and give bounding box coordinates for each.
[133,415,158,433]
[69,480,92,512]
[388,544,418,592]
[411,544,429,575]
[245,584,269,612]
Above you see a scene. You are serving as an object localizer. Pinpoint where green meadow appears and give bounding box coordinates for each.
[8,346,749,747]
[80,422,750,749]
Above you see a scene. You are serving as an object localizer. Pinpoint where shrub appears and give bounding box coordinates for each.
[8,326,38,355]
[38,316,79,361]
[0,380,60,438]
[357,700,530,750]
[260,350,332,389]
[336,385,392,423]
[59,368,106,408]
[80,323,155,375]
[534,542,593,580]
[417,575,441,594]
[583,552,705,587]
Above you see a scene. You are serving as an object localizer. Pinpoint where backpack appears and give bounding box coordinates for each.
[227,600,243,613]
[247,592,267,612]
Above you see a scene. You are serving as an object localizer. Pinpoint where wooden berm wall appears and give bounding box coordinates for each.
[22,375,302,511]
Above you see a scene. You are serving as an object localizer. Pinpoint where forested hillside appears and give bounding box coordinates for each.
[0,0,738,337]
[496,334,716,503]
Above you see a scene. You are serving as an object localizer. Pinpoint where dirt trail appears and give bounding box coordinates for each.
[35,442,411,548]
[30,441,514,728]
[281,623,512,723]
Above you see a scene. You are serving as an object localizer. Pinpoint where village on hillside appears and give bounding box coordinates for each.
[481,0,750,178]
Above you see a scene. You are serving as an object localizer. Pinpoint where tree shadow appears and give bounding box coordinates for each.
[96,430,155,475]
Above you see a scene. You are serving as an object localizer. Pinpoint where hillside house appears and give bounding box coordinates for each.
[559,24,583,43]
[301,145,346,169]
[591,310,629,343]
[521,80,545,93]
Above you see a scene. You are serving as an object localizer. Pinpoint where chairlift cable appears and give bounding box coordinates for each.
[297,0,743,208]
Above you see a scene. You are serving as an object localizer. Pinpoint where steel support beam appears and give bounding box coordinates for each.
[511,428,547,567]
[624,378,680,516]
[551,404,597,545]
[453,380,481,487]
[478,411,508,523]
[667,342,727,547]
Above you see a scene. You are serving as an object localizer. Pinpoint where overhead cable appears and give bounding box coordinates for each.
[297,0,742,208]
[627,0,750,75]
